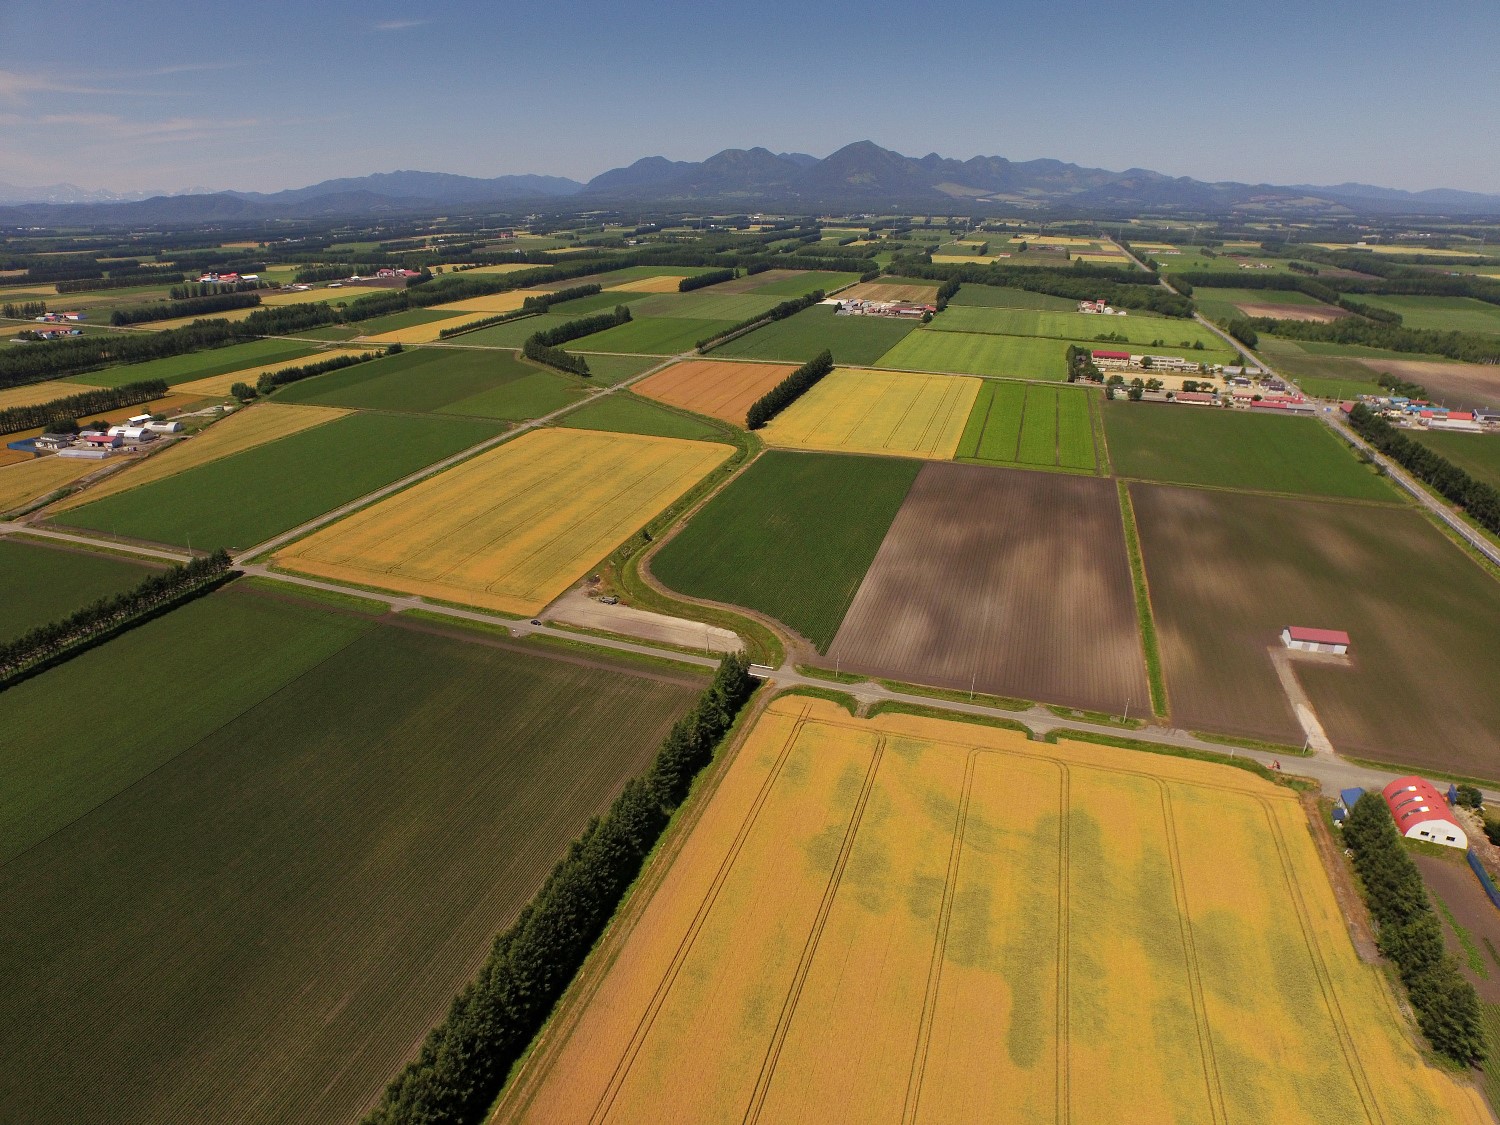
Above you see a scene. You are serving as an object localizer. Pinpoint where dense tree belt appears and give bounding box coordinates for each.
[0,551,237,689]
[1348,403,1500,534]
[935,276,960,312]
[697,290,825,351]
[437,310,536,339]
[529,305,631,349]
[258,349,388,395]
[364,655,756,1125]
[1245,315,1500,364]
[1343,793,1485,1064]
[0,319,244,389]
[0,379,168,435]
[679,268,736,292]
[109,291,262,326]
[892,258,1193,317]
[521,337,589,376]
[55,272,186,294]
[746,349,834,429]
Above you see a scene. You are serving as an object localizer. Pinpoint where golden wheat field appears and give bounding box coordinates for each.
[425,290,533,315]
[47,402,349,511]
[142,305,260,332]
[634,359,797,424]
[0,455,112,515]
[760,367,980,460]
[173,348,368,397]
[605,274,692,293]
[274,427,731,614]
[496,697,1488,1125]
[457,262,539,275]
[358,317,473,344]
[0,380,95,410]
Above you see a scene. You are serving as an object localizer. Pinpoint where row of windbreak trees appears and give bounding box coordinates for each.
[1347,403,1500,534]
[888,255,1195,317]
[521,304,633,376]
[0,551,237,687]
[746,350,834,429]
[1344,793,1485,1064]
[0,379,167,436]
[365,655,757,1125]
[697,290,825,352]
[109,291,263,326]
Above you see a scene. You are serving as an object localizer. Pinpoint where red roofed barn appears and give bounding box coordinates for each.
[1381,777,1467,849]
[1281,626,1350,655]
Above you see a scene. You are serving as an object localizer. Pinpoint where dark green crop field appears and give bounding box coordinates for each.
[558,391,723,441]
[1104,402,1396,500]
[742,270,860,297]
[72,338,323,388]
[274,347,583,420]
[712,304,918,366]
[0,538,155,641]
[1413,430,1500,493]
[0,585,700,1125]
[351,307,458,334]
[572,316,734,355]
[652,449,920,650]
[54,411,501,551]
[957,381,1098,472]
[569,352,661,385]
[950,284,1088,311]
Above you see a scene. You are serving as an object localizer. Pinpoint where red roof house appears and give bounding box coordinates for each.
[1381,777,1467,848]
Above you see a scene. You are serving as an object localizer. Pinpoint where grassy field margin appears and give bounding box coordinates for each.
[1117,480,1168,718]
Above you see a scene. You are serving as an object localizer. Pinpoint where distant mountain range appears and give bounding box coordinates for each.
[5,142,1500,223]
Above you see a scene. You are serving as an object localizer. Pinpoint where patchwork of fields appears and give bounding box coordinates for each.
[0,586,701,1125]
[276,427,731,613]
[500,699,1485,1125]
[761,368,979,460]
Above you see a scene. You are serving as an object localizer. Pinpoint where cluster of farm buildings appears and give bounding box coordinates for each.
[6,414,182,461]
[1077,299,1127,315]
[1334,777,1471,851]
[832,297,934,319]
[1346,396,1500,433]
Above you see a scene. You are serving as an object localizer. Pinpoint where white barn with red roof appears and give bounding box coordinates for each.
[1281,626,1349,655]
[1382,777,1467,849]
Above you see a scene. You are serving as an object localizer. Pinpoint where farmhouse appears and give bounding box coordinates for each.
[1381,776,1468,849]
[1281,626,1350,655]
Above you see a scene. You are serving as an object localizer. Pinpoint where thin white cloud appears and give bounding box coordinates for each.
[373,18,431,31]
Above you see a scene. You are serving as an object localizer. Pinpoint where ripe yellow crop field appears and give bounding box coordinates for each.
[173,348,367,397]
[605,274,691,293]
[426,290,532,315]
[635,359,796,424]
[144,306,259,332]
[48,402,349,511]
[359,317,473,344]
[0,380,95,410]
[760,367,980,460]
[498,697,1488,1125]
[0,455,110,514]
[275,427,731,614]
[458,262,538,275]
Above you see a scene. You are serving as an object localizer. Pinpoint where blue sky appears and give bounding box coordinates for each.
[3,0,1498,194]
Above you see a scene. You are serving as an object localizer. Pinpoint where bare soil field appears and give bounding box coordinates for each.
[1415,853,1500,1003]
[1354,357,1500,409]
[828,463,1148,712]
[1131,484,1500,773]
[837,280,941,303]
[633,358,796,424]
[1235,301,1349,322]
[497,698,1487,1125]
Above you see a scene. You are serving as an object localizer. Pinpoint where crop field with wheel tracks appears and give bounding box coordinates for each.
[1131,483,1500,771]
[760,367,980,460]
[498,698,1486,1125]
[829,463,1147,712]
[957,382,1098,472]
[0,585,701,1125]
[276,427,731,614]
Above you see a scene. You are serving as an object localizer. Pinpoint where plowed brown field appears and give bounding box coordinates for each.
[1353,357,1500,409]
[837,281,941,303]
[496,698,1487,1125]
[633,359,796,424]
[1131,483,1500,770]
[828,463,1148,711]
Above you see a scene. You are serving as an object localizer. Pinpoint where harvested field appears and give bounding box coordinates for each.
[499,697,1485,1125]
[276,428,730,614]
[1235,301,1349,322]
[1352,357,1500,409]
[837,280,941,303]
[634,358,796,424]
[424,290,532,315]
[49,402,350,511]
[0,586,700,1125]
[1104,402,1396,499]
[0,538,153,641]
[652,450,920,650]
[0,379,94,410]
[1131,484,1500,771]
[0,455,112,515]
[830,463,1147,711]
[761,367,979,460]
[54,412,498,552]
[957,381,1098,472]
[173,348,368,397]
[713,304,919,366]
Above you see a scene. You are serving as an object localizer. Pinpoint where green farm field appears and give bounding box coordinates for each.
[949,284,1080,311]
[71,338,325,388]
[569,352,661,385]
[573,316,734,355]
[628,291,789,321]
[1132,485,1500,774]
[1355,294,1500,335]
[273,348,583,420]
[0,585,700,1125]
[713,304,918,366]
[443,313,569,348]
[875,328,1071,379]
[352,307,465,335]
[1413,430,1500,493]
[957,381,1097,471]
[929,304,1230,353]
[741,270,860,297]
[1105,402,1395,499]
[652,450,919,651]
[0,538,154,641]
[54,411,500,551]
[557,391,722,441]
[1190,286,1339,324]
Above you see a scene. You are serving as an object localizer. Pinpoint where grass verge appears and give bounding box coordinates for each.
[875,678,1032,712]
[1117,479,1168,718]
[865,699,1031,735]
[1191,730,1315,758]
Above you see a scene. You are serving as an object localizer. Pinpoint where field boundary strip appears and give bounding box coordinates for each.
[742,735,889,1125]
[1117,482,1169,718]
[1056,765,1071,1125]
[900,749,979,1125]
[585,706,819,1125]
